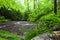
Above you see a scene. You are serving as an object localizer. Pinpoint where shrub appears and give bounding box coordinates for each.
[0,7,22,21]
[0,16,10,22]
[38,13,60,28]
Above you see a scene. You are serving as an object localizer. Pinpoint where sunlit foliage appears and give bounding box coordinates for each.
[28,0,53,22]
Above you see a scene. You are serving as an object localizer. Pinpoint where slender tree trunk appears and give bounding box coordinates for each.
[36,0,38,8]
[37,0,39,8]
[27,0,29,11]
[54,0,57,14]
[34,0,35,9]
[34,0,39,9]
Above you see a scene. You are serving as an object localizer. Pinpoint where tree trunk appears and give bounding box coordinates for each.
[27,0,29,11]
[34,0,35,9]
[54,0,57,14]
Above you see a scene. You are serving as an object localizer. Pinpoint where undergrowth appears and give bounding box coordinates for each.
[0,16,10,22]
[0,30,21,40]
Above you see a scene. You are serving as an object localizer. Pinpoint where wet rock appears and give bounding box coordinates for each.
[48,31,60,40]
[31,33,51,40]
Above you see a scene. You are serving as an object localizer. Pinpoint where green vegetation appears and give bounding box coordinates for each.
[0,38,8,40]
[0,30,21,40]
[0,0,60,40]
[24,13,60,40]
[0,16,10,22]
[28,0,53,22]
[0,0,53,21]
[38,13,60,27]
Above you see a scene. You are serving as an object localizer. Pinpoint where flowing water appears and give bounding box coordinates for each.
[0,21,36,39]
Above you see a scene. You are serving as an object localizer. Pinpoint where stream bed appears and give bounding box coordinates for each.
[0,21,58,40]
